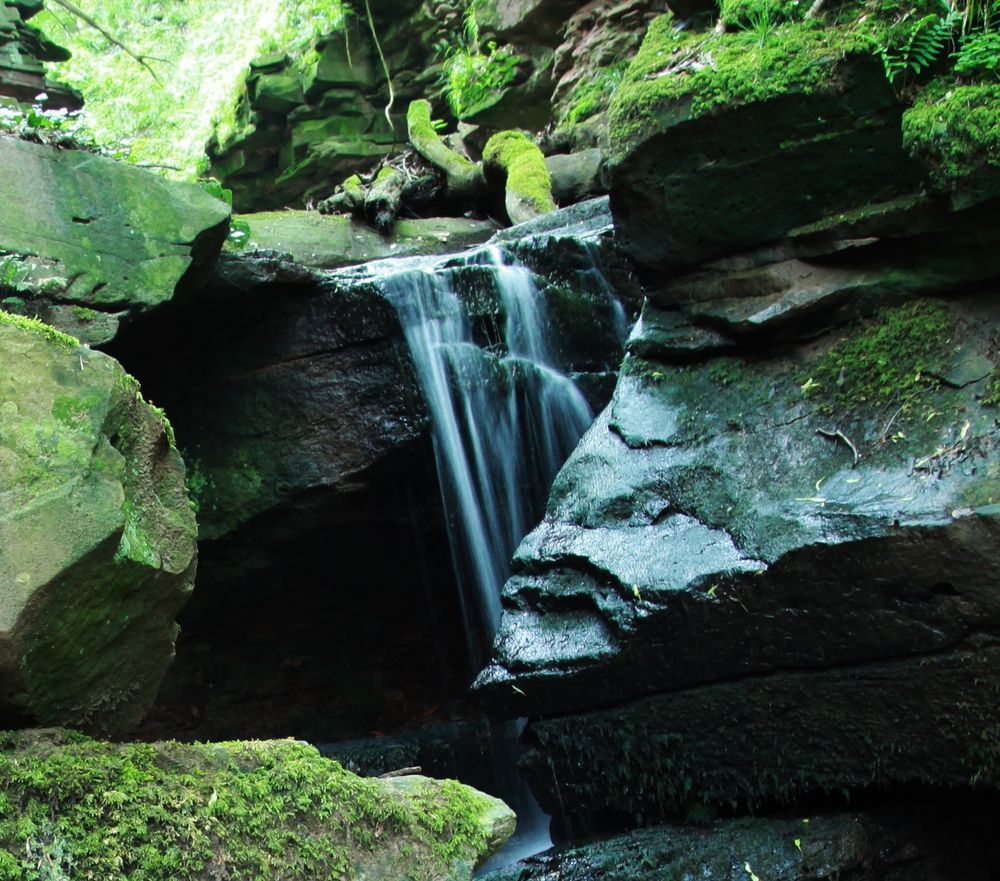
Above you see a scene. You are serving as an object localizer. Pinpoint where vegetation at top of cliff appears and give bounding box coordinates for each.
[435,2,522,118]
[610,0,1000,171]
[32,0,345,176]
[608,15,875,155]
[0,731,497,881]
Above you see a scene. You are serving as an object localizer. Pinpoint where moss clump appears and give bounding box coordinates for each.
[407,99,482,197]
[0,732,503,881]
[718,0,803,29]
[608,15,875,156]
[902,81,1000,185]
[560,61,629,126]
[0,310,79,352]
[803,299,952,415]
[483,130,555,217]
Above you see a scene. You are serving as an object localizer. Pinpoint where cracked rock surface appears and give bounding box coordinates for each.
[475,286,1000,825]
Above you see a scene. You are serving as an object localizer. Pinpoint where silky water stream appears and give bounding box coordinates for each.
[325,224,623,871]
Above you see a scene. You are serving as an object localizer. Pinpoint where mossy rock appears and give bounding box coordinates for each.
[607,16,923,271]
[903,80,1000,205]
[0,315,196,736]
[0,729,515,880]
[0,137,229,339]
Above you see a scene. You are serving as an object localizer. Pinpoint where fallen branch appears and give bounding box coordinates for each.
[378,767,422,778]
[816,427,860,466]
[50,0,166,82]
[365,165,407,232]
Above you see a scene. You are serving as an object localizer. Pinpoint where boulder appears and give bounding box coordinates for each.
[607,18,923,271]
[0,729,514,881]
[479,803,1000,881]
[474,284,1000,823]
[240,210,497,268]
[0,314,196,736]
[110,227,625,743]
[0,137,230,345]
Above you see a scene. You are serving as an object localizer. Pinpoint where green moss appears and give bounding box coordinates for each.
[608,15,875,156]
[902,81,1000,185]
[561,61,629,126]
[718,0,803,29]
[0,733,499,881]
[982,370,1000,408]
[802,299,953,416]
[407,99,479,178]
[482,131,555,214]
[342,174,365,201]
[0,310,79,352]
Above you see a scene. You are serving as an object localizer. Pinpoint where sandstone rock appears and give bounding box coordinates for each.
[240,211,497,268]
[608,21,922,271]
[479,804,1000,880]
[0,137,230,344]
[546,149,606,203]
[0,314,196,735]
[475,287,1000,823]
[0,729,514,880]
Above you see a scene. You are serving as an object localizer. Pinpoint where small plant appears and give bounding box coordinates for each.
[435,2,522,118]
[954,27,1000,72]
[0,99,124,156]
[563,61,629,125]
[879,0,962,83]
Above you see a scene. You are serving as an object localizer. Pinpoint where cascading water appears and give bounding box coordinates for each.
[325,205,622,874]
[371,246,594,660]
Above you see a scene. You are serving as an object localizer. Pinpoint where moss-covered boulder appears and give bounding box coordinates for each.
[0,314,196,735]
[0,137,230,345]
[607,17,922,271]
[0,729,514,880]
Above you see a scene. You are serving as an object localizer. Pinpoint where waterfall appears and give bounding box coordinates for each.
[371,246,593,660]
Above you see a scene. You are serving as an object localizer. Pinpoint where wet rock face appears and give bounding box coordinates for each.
[0,137,230,346]
[479,798,1000,881]
[111,227,625,742]
[0,318,196,736]
[474,245,1000,824]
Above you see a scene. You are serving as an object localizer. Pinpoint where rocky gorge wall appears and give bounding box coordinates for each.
[3,0,1000,877]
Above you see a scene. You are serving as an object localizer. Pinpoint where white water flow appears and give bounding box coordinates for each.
[373,246,593,658]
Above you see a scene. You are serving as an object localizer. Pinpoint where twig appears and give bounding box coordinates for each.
[805,0,826,17]
[816,427,860,466]
[49,0,165,83]
[378,766,422,778]
[878,402,908,445]
[363,0,395,132]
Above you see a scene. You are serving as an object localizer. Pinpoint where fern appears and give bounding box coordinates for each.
[881,4,962,82]
[954,28,1000,71]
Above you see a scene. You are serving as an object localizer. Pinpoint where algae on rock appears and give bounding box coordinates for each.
[0,315,196,736]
